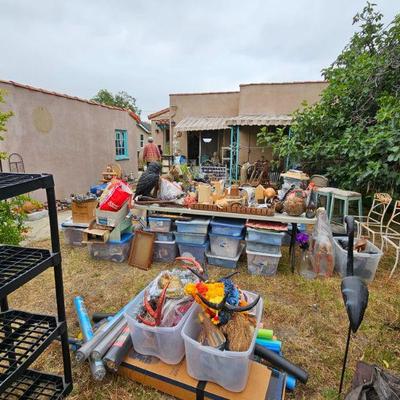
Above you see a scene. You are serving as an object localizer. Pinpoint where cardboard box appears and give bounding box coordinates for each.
[71,199,98,224]
[96,201,129,227]
[119,350,285,400]
[82,227,110,243]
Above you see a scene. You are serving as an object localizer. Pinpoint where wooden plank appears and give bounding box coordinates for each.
[134,204,317,225]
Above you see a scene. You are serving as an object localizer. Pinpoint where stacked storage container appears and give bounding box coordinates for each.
[148,216,177,262]
[206,218,245,269]
[175,219,210,264]
[88,232,134,262]
[246,227,285,276]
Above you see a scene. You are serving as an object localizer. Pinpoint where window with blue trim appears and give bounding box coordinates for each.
[115,129,129,160]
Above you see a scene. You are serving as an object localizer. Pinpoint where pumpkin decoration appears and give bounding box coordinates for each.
[283,189,307,216]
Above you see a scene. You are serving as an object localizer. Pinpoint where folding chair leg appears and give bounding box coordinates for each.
[389,249,400,279]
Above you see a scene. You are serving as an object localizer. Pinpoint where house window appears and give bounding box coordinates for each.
[115,129,129,160]
[140,134,144,148]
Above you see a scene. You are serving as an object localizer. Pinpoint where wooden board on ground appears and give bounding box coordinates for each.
[128,230,155,270]
[119,350,286,400]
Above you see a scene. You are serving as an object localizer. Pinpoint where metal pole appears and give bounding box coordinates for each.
[46,186,73,385]
[339,324,352,395]
[103,325,132,371]
[74,297,106,381]
[91,319,126,361]
[236,126,240,181]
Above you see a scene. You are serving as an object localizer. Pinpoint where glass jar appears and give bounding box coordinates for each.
[299,249,316,279]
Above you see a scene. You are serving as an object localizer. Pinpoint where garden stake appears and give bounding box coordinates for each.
[338,216,369,396]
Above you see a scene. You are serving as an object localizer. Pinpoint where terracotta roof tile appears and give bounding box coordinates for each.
[0,79,141,122]
[148,107,170,120]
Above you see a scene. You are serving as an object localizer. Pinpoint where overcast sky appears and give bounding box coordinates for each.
[0,1,398,118]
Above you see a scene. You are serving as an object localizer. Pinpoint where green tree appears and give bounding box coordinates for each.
[91,89,141,115]
[0,89,13,160]
[257,3,400,195]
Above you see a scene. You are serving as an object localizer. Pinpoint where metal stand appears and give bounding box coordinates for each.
[339,324,352,395]
[0,173,73,397]
[229,125,240,183]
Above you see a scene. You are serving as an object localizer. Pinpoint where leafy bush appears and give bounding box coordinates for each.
[0,197,28,245]
[257,3,400,195]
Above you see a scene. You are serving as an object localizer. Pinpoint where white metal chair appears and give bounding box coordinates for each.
[381,200,400,278]
[354,193,392,244]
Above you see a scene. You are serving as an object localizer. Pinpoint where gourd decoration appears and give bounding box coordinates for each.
[264,187,276,199]
[283,188,307,216]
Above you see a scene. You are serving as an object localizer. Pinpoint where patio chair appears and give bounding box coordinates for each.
[381,200,400,278]
[354,193,392,244]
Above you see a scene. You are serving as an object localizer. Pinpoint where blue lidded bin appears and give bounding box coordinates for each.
[148,217,172,232]
[175,219,210,234]
[174,231,208,245]
[246,228,285,246]
[176,240,209,265]
[210,218,245,237]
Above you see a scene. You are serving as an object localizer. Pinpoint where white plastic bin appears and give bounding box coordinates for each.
[333,237,383,283]
[206,244,244,269]
[181,291,263,392]
[125,280,195,364]
[175,218,210,234]
[209,232,243,258]
[245,240,281,255]
[246,249,281,276]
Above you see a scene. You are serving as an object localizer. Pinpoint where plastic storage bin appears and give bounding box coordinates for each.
[246,228,285,246]
[125,276,195,364]
[181,291,263,392]
[176,241,209,264]
[154,231,175,242]
[333,237,382,283]
[148,217,172,232]
[246,249,281,276]
[174,231,208,245]
[210,218,245,237]
[88,233,133,262]
[61,226,86,246]
[153,240,177,262]
[209,232,243,258]
[175,218,210,234]
[206,244,244,269]
[245,241,281,255]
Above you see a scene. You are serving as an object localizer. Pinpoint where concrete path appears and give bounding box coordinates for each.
[23,210,72,244]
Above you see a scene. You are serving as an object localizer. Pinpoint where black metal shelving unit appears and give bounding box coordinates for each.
[0,173,72,399]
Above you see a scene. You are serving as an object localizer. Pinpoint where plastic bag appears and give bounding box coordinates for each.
[161,297,193,327]
[159,178,183,200]
[345,362,400,400]
[310,208,335,277]
[99,179,132,211]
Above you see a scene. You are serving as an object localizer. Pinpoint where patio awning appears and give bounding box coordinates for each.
[175,117,229,132]
[225,114,292,126]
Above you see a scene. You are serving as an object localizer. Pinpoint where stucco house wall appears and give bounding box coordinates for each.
[238,81,328,115]
[167,82,327,160]
[170,91,239,154]
[0,81,140,200]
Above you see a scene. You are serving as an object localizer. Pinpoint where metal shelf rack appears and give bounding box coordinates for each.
[0,172,72,398]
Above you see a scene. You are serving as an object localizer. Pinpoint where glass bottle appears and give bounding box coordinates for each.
[299,249,316,279]
[306,189,317,218]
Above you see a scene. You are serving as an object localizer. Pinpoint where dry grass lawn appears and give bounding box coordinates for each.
[8,238,400,400]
